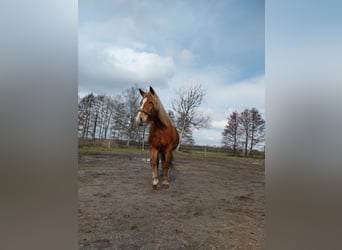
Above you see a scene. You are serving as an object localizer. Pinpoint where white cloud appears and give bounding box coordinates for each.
[193,128,223,146]
[106,47,175,82]
[207,75,265,112]
[167,65,237,92]
[211,120,227,130]
[79,44,175,92]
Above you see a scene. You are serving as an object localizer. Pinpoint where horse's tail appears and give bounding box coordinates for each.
[156,152,160,171]
[170,152,176,170]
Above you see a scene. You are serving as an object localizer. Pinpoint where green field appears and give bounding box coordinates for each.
[78,143,264,163]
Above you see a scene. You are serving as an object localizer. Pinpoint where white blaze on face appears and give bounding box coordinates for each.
[135,97,147,125]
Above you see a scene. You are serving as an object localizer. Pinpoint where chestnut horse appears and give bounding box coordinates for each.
[136,86,179,189]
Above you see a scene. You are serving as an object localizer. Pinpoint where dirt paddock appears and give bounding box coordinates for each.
[78,151,265,249]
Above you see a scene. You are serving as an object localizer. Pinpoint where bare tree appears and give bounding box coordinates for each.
[222,108,265,157]
[172,84,210,149]
[111,95,126,140]
[99,95,114,139]
[249,108,265,155]
[167,110,176,125]
[78,93,96,139]
[239,109,251,156]
[123,86,141,146]
[110,85,140,146]
[222,111,240,155]
[90,95,106,141]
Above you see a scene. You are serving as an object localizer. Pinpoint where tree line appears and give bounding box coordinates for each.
[78,84,210,148]
[78,86,142,146]
[78,84,265,155]
[222,108,265,156]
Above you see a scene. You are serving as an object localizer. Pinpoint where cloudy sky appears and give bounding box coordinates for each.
[78,0,264,146]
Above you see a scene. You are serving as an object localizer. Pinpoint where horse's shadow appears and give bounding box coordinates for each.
[157,167,179,182]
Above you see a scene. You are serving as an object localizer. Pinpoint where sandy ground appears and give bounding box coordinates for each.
[78,151,265,249]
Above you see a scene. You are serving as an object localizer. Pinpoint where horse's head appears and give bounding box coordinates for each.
[135,86,157,126]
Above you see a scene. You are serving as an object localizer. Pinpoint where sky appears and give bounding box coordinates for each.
[78,0,265,146]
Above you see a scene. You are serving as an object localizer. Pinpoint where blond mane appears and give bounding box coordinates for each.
[148,92,174,127]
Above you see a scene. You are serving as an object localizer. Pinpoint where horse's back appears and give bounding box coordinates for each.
[171,126,179,150]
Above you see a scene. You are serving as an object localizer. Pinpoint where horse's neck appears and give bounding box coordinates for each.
[151,111,165,127]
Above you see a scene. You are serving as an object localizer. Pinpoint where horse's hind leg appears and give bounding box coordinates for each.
[156,152,160,176]
[170,152,175,170]
[161,149,172,188]
[150,148,159,189]
[159,151,165,177]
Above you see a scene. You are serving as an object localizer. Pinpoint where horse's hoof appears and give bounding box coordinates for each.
[152,184,159,190]
[162,183,169,189]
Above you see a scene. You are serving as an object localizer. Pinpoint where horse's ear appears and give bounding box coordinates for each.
[149,86,155,95]
[139,88,145,96]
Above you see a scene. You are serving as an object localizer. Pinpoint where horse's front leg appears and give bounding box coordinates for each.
[150,148,159,189]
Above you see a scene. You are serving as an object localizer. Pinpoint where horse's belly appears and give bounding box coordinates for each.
[149,136,175,150]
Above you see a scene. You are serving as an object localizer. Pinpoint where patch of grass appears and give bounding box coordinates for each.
[78,145,109,152]
[176,150,264,163]
[78,144,145,154]
[78,144,264,163]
